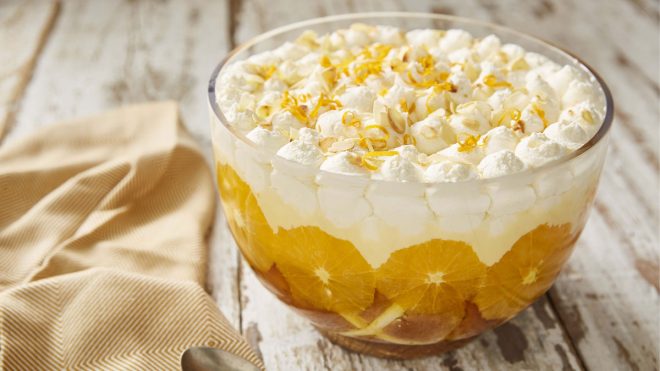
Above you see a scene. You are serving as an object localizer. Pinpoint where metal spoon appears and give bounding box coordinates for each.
[181,347,261,371]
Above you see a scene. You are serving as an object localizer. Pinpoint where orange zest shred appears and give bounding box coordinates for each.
[351,44,393,84]
[320,54,354,77]
[364,124,390,141]
[359,137,375,152]
[358,136,387,151]
[309,93,342,120]
[478,135,490,148]
[360,43,393,60]
[320,55,333,68]
[434,81,457,93]
[416,55,435,75]
[497,108,521,127]
[457,134,480,153]
[341,111,362,127]
[403,133,417,145]
[280,91,309,125]
[255,65,277,80]
[361,150,398,170]
[532,103,549,128]
[396,99,416,115]
[391,60,408,73]
[425,91,438,113]
[407,71,435,89]
[483,74,512,89]
[353,60,383,84]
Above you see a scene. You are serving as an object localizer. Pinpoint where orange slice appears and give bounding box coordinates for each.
[241,193,277,272]
[272,226,376,313]
[216,163,275,272]
[216,163,250,208]
[216,163,250,250]
[474,224,576,320]
[375,240,487,341]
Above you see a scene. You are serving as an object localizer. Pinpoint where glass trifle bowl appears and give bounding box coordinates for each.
[208,13,612,359]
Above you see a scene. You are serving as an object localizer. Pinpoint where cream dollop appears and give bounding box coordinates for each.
[439,143,484,165]
[448,101,492,136]
[338,86,376,112]
[480,126,519,155]
[515,133,567,167]
[544,121,589,150]
[410,115,453,154]
[440,29,473,52]
[478,150,526,178]
[374,154,421,182]
[271,110,304,132]
[316,109,360,138]
[246,126,289,152]
[276,130,323,166]
[320,152,367,175]
[424,161,478,182]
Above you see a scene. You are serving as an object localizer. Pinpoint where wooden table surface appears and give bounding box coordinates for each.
[1,0,658,370]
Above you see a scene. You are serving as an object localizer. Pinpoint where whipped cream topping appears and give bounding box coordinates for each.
[216,24,604,183]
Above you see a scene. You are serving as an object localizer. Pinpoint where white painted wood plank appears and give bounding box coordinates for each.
[5,0,241,329]
[233,1,584,369]
[0,0,58,139]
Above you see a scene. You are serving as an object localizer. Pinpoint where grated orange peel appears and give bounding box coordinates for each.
[531,103,549,128]
[360,150,398,170]
[309,92,342,120]
[280,91,309,125]
[457,134,481,153]
[483,74,513,89]
[341,111,362,128]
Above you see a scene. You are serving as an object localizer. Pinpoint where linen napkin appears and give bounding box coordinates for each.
[0,102,263,370]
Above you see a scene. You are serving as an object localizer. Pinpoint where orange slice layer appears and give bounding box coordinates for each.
[375,240,487,341]
[216,163,275,272]
[474,223,576,320]
[272,226,376,313]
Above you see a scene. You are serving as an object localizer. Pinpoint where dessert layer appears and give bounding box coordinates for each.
[215,24,606,182]
[216,162,584,345]
[214,140,602,267]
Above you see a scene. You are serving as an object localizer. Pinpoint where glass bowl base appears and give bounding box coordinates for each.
[318,328,475,359]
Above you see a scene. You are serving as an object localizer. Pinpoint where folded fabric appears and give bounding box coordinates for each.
[0,102,263,370]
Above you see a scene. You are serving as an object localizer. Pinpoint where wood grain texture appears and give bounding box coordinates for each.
[0,0,58,140]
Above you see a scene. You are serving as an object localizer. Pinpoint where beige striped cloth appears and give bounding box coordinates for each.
[0,102,263,370]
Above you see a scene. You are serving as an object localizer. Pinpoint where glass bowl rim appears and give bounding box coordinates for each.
[208,11,613,186]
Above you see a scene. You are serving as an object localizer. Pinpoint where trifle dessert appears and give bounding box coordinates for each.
[209,16,611,358]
